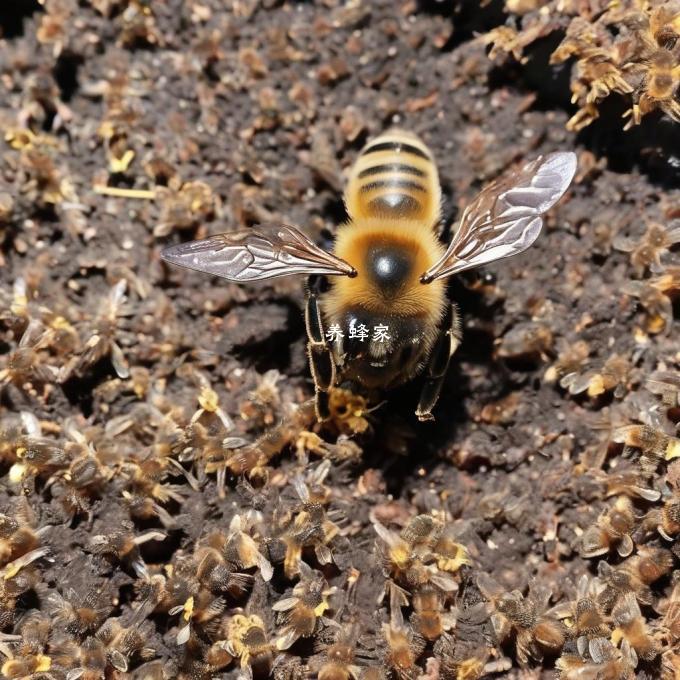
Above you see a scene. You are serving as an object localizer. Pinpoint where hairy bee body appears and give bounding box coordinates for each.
[161,130,576,421]
[323,130,448,390]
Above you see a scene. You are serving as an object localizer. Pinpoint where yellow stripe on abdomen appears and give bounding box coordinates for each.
[345,130,441,227]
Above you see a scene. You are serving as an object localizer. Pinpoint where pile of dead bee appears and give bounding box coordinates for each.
[0,261,679,678]
[483,0,680,131]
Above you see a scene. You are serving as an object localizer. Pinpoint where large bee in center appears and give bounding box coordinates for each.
[161,130,576,421]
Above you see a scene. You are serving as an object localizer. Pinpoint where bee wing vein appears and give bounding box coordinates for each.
[422,151,577,281]
[160,224,356,281]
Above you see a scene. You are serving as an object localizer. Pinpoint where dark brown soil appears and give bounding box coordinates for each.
[1,1,679,679]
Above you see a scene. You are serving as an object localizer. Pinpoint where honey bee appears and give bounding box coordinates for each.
[610,592,659,662]
[646,370,680,408]
[95,617,156,672]
[556,637,637,680]
[579,495,636,559]
[161,131,576,421]
[566,576,611,651]
[0,497,47,567]
[411,585,453,642]
[314,624,362,680]
[273,561,337,650]
[658,581,680,646]
[225,613,274,679]
[477,574,565,665]
[597,547,674,609]
[382,612,425,680]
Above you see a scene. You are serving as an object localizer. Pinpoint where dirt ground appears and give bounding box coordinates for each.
[1,1,680,679]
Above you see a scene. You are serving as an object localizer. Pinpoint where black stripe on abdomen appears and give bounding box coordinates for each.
[362,141,430,160]
[357,163,426,179]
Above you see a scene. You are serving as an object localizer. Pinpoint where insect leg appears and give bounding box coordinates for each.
[305,287,336,422]
[415,303,461,422]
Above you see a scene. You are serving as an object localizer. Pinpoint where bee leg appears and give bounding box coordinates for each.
[415,303,461,422]
[305,291,336,422]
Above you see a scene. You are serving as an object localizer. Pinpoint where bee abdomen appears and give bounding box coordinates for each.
[345,130,441,226]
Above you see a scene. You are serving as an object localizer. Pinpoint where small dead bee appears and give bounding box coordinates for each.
[625,48,680,127]
[0,611,53,680]
[597,547,674,609]
[0,563,44,631]
[410,585,454,642]
[556,575,611,652]
[273,562,337,650]
[382,608,425,680]
[48,588,110,637]
[621,546,674,591]
[56,636,109,679]
[373,519,461,594]
[556,637,637,680]
[477,574,565,666]
[0,653,54,680]
[579,495,636,559]
[275,470,341,579]
[0,497,47,568]
[223,514,274,582]
[646,370,680,408]
[658,581,680,647]
[226,613,274,679]
[64,279,131,381]
[314,624,362,680]
[637,484,680,541]
[611,592,659,662]
[95,617,156,672]
[613,424,680,465]
[90,522,166,578]
[162,130,576,421]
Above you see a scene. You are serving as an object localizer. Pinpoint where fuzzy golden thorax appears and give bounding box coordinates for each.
[323,219,447,325]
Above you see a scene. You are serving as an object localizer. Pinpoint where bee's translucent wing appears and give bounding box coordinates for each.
[421,152,577,283]
[160,224,356,282]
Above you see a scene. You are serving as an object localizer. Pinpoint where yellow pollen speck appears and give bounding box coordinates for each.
[52,316,73,330]
[646,316,665,335]
[392,545,410,569]
[183,596,195,621]
[9,462,27,484]
[109,149,135,173]
[587,375,605,397]
[199,386,219,412]
[456,658,484,680]
[544,366,558,382]
[666,438,680,461]
[36,655,52,672]
[314,601,329,617]
[611,628,624,646]
[5,128,36,150]
[10,298,28,316]
[437,545,469,573]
